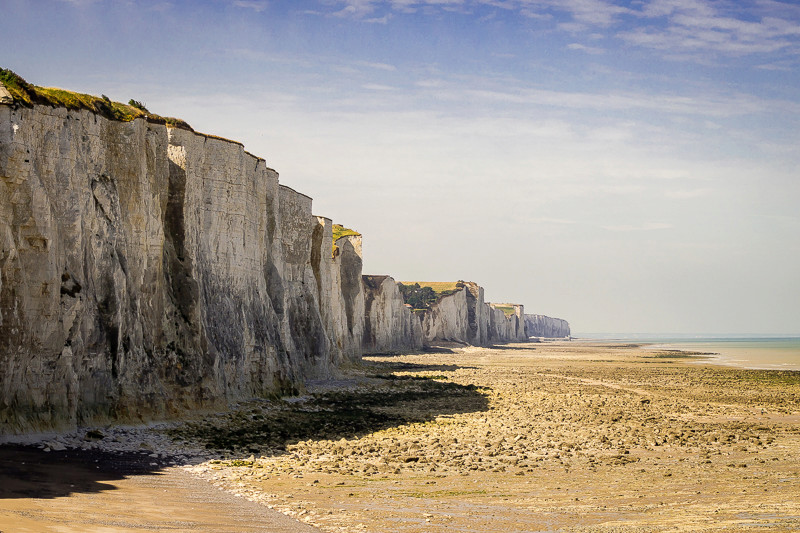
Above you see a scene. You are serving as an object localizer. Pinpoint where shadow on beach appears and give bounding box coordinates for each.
[363,359,478,373]
[167,358,490,457]
[0,358,489,502]
[0,444,170,500]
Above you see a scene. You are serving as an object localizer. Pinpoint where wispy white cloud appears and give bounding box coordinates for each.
[233,0,268,12]
[566,42,605,54]
[312,0,800,61]
[330,0,378,18]
[58,0,102,5]
[364,13,393,23]
[355,60,397,71]
[458,86,770,118]
[620,0,800,56]
[362,83,396,90]
[548,0,632,27]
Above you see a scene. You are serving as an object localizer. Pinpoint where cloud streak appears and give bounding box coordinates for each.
[233,0,268,12]
[312,0,800,60]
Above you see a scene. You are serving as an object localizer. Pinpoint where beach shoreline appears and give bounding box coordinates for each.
[637,338,800,372]
[2,341,799,532]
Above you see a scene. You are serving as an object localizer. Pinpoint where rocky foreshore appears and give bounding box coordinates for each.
[3,341,799,532]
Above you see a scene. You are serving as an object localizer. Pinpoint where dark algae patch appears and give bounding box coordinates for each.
[642,350,713,359]
[167,374,489,454]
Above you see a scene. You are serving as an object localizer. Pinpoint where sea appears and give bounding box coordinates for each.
[575,334,800,371]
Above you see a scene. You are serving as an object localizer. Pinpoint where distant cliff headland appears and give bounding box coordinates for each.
[0,70,569,433]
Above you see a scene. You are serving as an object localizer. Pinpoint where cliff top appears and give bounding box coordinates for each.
[490,304,518,317]
[397,281,467,311]
[331,224,360,258]
[399,281,463,295]
[332,224,360,242]
[0,68,193,131]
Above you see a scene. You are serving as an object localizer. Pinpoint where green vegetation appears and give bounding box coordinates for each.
[398,283,438,310]
[332,223,360,242]
[398,281,465,311]
[128,99,149,112]
[331,223,360,256]
[492,304,517,317]
[401,281,463,295]
[0,68,192,130]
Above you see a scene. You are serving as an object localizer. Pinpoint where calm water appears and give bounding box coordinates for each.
[651,338,800,371]
[578,335,800,371]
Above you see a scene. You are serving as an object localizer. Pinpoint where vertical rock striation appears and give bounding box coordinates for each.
[407,282,527,347]
[0,75,553,434]
[487,304,528,343]
[362,275,423,354]
[0,101,345,432]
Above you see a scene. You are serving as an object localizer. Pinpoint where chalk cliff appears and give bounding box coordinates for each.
[525,314,571,338]
[313,221,365,363]
[0,74,395,432]
[487,304,528,343]
[0,72,546,434]
[0,100,327,432]
[408,282,526,346]
[362,275,423,354]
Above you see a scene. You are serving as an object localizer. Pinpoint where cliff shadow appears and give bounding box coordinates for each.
[362,359,479,373]
[485,344,536,351]
[166,360,490,456]
[0,444,172,500]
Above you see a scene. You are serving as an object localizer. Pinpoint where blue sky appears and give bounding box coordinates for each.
[3,0,799,334]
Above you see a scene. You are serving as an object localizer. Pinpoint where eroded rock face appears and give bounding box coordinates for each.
[525,314,571,338]
[0,96,542,435]
[312,220,364,364]
[419,283,527,346]
[0,103,338,432]
[362,275,423,354]
[487,304,528,343]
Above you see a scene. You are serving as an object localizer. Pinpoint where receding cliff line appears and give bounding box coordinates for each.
[0,90,370,433]
[525,314,571,338]
[399,281,528,346]
[0,71,560,435]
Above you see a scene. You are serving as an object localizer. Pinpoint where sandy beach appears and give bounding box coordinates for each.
[181,341,800,531]
[2,341,799,532]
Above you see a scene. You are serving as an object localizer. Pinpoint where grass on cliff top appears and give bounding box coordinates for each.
[332,224,360,241]
[397,281,466,312]
[331,223,360,257]
[491,304,517,317]
[399,281,464,296]
[0,68,192,130]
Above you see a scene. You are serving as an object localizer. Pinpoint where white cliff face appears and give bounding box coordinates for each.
[421,288,470,344]
[524,314,571,338]
[0,89,543,434]
[487,304,528,343]
[0,102,339,432]
[362,276,423,354]
[417,283,527,346]
[326,234,364,362]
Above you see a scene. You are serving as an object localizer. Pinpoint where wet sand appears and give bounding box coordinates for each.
[2,341,799,532]
[0,445,319,532]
